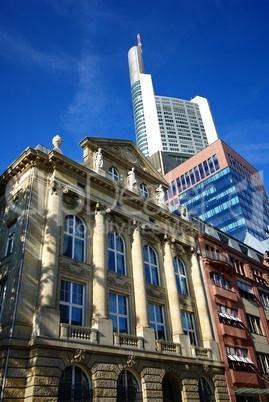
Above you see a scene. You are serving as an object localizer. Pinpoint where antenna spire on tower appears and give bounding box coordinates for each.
[137,33,143,53]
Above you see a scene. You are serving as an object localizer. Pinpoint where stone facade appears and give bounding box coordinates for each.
[0,137,227,401]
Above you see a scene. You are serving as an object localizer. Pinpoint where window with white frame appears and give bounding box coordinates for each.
[247,314,263,335]
[108,232,126,275]
[63,215,85,262]
[58,365,92,402]
[109,293,129,334]
[174,257,189,295]
[139,183,149,198]
[211,272,231,290]
[60,280,84,326]
[108,166,119,182]
[0,280,7,321]
[148,303,166,340]
[259,291,269,307]
[181,311,198,346]
[257,353,269,374]
[143,246,160,286]
[5,223,16,256]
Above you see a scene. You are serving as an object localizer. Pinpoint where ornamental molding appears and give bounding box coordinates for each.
[107,272,132,291]
[59,260,91,279]
[146,286,166,301]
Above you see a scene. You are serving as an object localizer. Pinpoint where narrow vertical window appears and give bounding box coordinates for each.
[60,280,84,326]
[181,311,198,346]
[174,257,189,295]
[143,246,160,286]
[0,280,7,321]
[63,215,85,262]
[108,232,126,275]
[109,293,129,334]
[148,303,167,340]
[5,223,16,256]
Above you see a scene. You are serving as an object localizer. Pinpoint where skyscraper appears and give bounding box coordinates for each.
[164,139,269,243]
[128,35,218,164]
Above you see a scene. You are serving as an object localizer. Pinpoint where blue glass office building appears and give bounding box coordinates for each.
[165,140,269,243]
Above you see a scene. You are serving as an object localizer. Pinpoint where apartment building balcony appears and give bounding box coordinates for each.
[114,333,145,349]
[202,250,232,268]
[60,324,99,343]
[230,369,258,387]
[191,346,212,359]
[212,285,238,302]
[219,322,247,340]
[156,340,181,355]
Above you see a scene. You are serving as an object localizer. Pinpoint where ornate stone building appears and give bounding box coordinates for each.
[0,136,227,401]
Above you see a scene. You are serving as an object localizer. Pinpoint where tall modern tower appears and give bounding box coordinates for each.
[128,35,218,170]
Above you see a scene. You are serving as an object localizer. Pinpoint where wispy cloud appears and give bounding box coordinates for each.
[0,28,76,72]
[223,119,269,168]
[61,52,109,135]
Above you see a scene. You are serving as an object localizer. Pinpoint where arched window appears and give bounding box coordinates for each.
[117,370,141,402]
[58,365,92,402]
[63,215,85,262]
[198,377,215,402]
[108,232,126,275]
[173,258,189,295]
[143,245,160,286]
[108,166,119,182]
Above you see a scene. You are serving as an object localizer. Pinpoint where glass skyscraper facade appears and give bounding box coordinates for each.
[165,139,269,243]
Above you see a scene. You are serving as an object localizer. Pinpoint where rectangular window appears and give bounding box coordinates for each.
[237,280,255,300]
[0,280,7,321]
[5,223,16,256]
[257,353,269,374]
[60,280,84,326]
[247,314,263,335]
[216,304,242,326]
[260,291,269,307]
[109,293,129,334]
[148,303,166,340]
[181,311,198,346]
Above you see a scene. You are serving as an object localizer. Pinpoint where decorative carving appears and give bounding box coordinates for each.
[171,243,186,256]
[203,364,210,373]
[146,286,166,301]
[107,273,132,291]
[60,261,91,279]
[71,349,86,363]
[126,355,136,368]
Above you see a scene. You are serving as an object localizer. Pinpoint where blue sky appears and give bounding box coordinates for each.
[1,0,269,190]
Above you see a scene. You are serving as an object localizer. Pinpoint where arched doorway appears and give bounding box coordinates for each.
[198,377,215,402]
[58,365,92,402]
[162,373,182,402]
[117,369,142,401]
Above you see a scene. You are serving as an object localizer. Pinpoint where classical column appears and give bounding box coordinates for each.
[34,179,62,337]
[91,204,113,344]
[131,223,155,350]
[191,250,220,359]
[163,238,183,335]
[92,205,107,319]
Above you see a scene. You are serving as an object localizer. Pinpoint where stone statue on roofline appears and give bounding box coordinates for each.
[94,148,104,171]
[127,167,137,191]
[52,135,63,154]
[156,184,165,207]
